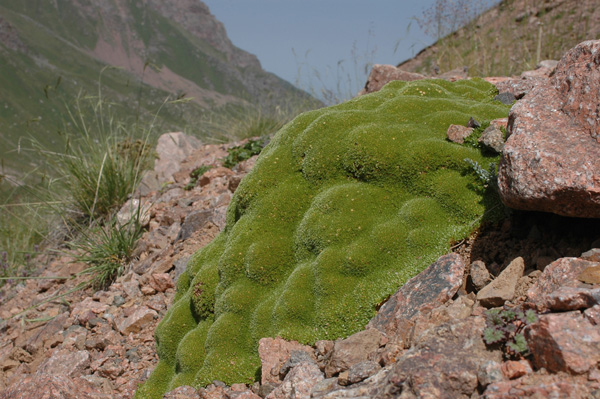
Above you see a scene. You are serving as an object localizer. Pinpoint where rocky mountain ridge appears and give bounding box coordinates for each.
[1,40,600,399]
[0,0,316,173]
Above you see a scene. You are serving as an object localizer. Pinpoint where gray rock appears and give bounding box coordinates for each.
[266,362,324,399]
[173,255,191,282]
[478,360,504,388]
[279,350,315,378]
[493,92,516,105]
[470,260,492,291]
[176,209,214,242]
[339,361,381,386]
[479,125,505,153]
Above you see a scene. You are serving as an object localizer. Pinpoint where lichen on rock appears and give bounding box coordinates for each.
[135,78,510,398]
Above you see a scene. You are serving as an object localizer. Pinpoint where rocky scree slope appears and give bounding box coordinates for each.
[1,40,600,399]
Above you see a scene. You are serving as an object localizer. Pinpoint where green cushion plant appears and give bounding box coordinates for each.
[136,78,510,398]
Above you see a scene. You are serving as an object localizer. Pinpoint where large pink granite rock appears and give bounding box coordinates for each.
[498,40,600,218]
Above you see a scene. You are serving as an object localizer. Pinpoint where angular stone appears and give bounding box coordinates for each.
[486,76,545,99]
[552,40,600,139]
[70,298,108,324]
[498,40,600,218]
[493,92,516,105]
[343,360,381,385]
[0,374,109,399]
[543,286,600,311]
[387,317,501,399]
[163,385,200,399]
[501,360,532,380]
[36,350,91,378]
[477,360,504,388]
[410,295,474,347]
[585,304,600,325]
[149,273,174,293]
[116,198,151,227]
[525,311,600,374]
[446,124,474,144]
[359,64,425,95]
[229,391,261,399]
[470,260,492,291]
[477,257,525,307]
[368,253,466,344]
[311,366,392,398]
[177,209,214,242]
[478,126,505,153]
[324,329,384,378]
[115,307,157,335]
[527,258,599,309]
[483,373,595,398]
[265,362,323,399]
[279,350,315,379]
[257,337,314,386]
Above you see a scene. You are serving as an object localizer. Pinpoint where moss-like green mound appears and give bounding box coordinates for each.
[136,79,510,398]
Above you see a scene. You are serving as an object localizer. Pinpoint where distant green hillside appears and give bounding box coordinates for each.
[0,0,318,175]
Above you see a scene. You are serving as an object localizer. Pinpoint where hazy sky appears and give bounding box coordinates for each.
[202,0,493,102]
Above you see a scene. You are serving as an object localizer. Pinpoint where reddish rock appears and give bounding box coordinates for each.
[485,76,545,99]
[387,317,501,399]
[543,286,600,311]
[0,373,110,399]
[368,253,466,345]
[229,392,261,399]
[477,257,525,307]
[36,350,91,378]
[490,117,509,131]
[585,304,600,325]
[527,257,598,310]
[163,385,200,399]
[446,124,474,144]
[257,337,314,386]
[70,298,109,323]
[323,329,384,378]
[359,64,425,95]
[483,373,596,399]
[552,40,600,139]
[115,307,157,335]
[501,360,532,380]
[410,295,474,347]
[498,40,600,218]
[149,273,174,293]
[525,311,600,374]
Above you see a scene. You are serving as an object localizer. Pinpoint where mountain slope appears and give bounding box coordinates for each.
[398,0,600,77]
[0,0,317,172]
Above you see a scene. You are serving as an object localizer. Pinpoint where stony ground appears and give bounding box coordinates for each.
[2,40,600,399]
[0,137,257,398]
